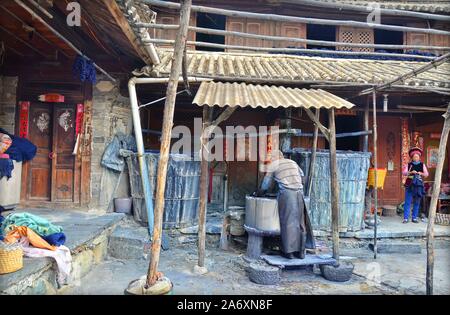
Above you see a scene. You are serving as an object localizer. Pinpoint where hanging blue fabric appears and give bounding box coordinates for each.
[0,128,37,162]
[73,55,97,83]
[0,158,14,180]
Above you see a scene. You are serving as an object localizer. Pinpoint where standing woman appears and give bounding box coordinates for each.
[402,147,429,223]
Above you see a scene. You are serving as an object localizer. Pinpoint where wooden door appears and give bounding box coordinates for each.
[26,103,53,201]
[52,104,77,202]
[370,116,404,205]
[23,103,78,204]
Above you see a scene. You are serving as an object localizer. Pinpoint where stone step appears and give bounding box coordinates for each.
[368,242,422,254]
[108,226,151,260]
[1,211,125,295]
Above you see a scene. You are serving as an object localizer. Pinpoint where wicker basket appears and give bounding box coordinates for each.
[0,242,23,274]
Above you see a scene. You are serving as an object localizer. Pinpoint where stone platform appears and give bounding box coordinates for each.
[0,209,125,295]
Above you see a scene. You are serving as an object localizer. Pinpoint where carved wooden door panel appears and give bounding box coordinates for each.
[52,104,77,202]
[26,103,53,201]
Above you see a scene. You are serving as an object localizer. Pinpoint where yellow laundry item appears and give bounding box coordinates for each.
[4,226,56,251]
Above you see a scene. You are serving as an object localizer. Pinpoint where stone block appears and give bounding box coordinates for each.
[71,249,94,281]
[247,262,281,285]
[108,226,151,259]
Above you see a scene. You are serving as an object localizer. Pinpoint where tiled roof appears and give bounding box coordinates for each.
[315,0,450,13]
[193,81,355,109]
[133,49,450,89]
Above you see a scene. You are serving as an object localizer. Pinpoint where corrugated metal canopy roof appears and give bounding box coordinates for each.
[192,81,355,109]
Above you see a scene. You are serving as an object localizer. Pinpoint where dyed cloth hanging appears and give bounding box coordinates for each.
[1,212,63,237]
[43,232,66,246]
[0,158,14,180]
[72,55,96,83]
[0,128,37,162]
[3,226,56,251]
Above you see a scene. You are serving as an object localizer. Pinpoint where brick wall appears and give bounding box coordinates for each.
[0,76,18,133]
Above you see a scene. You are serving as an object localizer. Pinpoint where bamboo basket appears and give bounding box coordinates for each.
[367,168,387,189]
[0,242,23,274]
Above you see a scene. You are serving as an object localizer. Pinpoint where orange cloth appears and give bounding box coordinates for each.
[4,226,56,251]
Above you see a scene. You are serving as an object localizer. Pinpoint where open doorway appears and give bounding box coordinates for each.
[196,12,226,51]
[335,115,361,151]
[307,25,336,50]
[374,29,403,53]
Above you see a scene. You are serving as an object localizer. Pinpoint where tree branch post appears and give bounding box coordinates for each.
[426,104,450,295]
[146,0,192,287]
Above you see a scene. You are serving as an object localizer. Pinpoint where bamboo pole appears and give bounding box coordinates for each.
[397,105,448,112]
[144,38,435,61]
[426,104,450,295]
[146,0,192,287]
[359,53,450,96]
[284,0,450,22]
[142,0,450,35]
[372,91,379,259]
[137,23,450,52]
[328,108,340,263]
[197,105,212,269]
[303,108,330,141]
[306,108,320,197]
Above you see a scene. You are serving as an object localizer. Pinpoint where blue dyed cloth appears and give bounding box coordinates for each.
[0,128,37,162]
[73,55,96,83]
[42,232,66,246]
[0,158,14,179]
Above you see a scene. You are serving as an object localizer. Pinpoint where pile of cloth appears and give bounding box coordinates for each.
[0,212,71,285]
[0,128,37,180]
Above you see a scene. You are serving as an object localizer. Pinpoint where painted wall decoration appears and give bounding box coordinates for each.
[35,112,50,133]
[58,110,73,132]
[18,101,30,138]
[427,146,439,168]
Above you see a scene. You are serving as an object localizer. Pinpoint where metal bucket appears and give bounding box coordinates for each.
[245,195,280,233]
[114,198,132,214]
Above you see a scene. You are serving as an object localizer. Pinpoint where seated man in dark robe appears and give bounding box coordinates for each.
[257,150,315,259]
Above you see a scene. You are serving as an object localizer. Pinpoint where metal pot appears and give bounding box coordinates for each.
[245,195,280,233]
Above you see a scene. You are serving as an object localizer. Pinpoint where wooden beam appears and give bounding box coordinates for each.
[426,104,450,295]
[0,4,71,59]
[144,38,435,61]
[0,25,49,58]
[372,91,379,259]
[142,0,450,35]
[102,0,156,65]
[198,105,212,268]
[283,0,450,22]
[397,105,448,112]
[328,108,339,262]
[306,108,319,197]
[303,107,330,141]
[146,0,192,287]
[138,23,450,52]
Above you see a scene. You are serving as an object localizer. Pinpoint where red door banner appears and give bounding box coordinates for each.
[19,101,30,138]
[75,103,84,136]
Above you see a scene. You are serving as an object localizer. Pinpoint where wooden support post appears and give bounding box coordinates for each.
[303,108,330,141]
[426,104,450,295]
[363,98,370,152]
[307,108,320,197]
[198,105,212,268]
[328,108,339,263]
[146,0,192,287]
[372,91,379,259]
[280,108,292,153]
